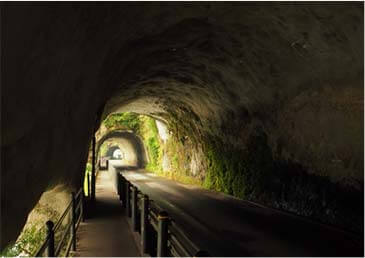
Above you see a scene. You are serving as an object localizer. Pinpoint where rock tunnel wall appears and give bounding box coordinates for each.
[1,3,363,248]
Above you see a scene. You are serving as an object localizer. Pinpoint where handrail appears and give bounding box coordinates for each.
[119,173,209,257]
[170,220,199,252]
[53,200,72,232]
[34,187,84,257]
[75,199,82,213]
[149,211,158,230]
[75,188,83,199]
[55,221,72,256]
[65,235,73,257]
[169,234,190,257]
[35,238,49,257]
[76,210,83,230]
[169,242,179,257]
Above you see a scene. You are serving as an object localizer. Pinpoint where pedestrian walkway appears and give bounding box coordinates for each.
[74,170,140,257]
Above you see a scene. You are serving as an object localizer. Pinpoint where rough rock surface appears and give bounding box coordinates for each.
[1,3,363,248]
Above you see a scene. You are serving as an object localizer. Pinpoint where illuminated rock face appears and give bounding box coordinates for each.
[1,3,363,248]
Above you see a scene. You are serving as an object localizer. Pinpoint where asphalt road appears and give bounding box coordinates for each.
[110,161,363,256]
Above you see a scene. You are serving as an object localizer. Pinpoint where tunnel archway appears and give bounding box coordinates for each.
[105,145,121,159]
[2,3,363,249]
[96,130,148,168]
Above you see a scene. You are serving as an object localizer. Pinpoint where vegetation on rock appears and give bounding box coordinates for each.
[0,198,63,257]
[103,112,141,133]
[96,111,363,234]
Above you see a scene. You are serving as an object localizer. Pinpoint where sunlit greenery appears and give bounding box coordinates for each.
[101,112,164,170]
[100,112,201,185]
[84,162,92,197]
[103,112,141,132]
[100,143,108,156]
[1,201,61,257]
[141,117,162,172]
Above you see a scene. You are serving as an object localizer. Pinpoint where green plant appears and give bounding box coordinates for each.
[201,129,274,200]
[1,215,49,256]
[99,143,108,156]
[84,162,92,196]
[103,112,141,132]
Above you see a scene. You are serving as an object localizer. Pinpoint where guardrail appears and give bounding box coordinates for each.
[34,188,84,257]
[117,173,210,257]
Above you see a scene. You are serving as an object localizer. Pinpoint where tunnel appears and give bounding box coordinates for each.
[1,2,364,255]
[96,130,148,168]
[105,145,121,159]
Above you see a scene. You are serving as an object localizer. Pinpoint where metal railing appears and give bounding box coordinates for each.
[34,188,84,257]
[117,173,209,257]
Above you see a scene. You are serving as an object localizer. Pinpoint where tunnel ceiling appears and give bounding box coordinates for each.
[2,3,363,249]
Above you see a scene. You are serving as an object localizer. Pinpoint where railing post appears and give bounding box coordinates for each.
[141,194,149,254]
[126,181,131,217]
[71,192,77,251]
[157,211,169,257]
[131,186,138,231]
[46,220,55,257]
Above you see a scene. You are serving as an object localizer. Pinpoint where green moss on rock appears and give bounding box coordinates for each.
[99,111,363,233]
[201,128,363,233]
[103,112,141,133]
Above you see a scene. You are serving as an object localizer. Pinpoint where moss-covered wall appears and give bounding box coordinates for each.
[132,107,363,234]
[200,129,363,233]
[98,109,363,234]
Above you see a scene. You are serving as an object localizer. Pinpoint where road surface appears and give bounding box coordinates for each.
[110,161,363,256]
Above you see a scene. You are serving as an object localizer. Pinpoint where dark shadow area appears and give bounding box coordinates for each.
[85,197,123,220]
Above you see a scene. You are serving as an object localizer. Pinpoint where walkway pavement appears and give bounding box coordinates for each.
[74,170,140,257]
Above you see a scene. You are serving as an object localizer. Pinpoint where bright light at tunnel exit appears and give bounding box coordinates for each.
[112,149,123,159]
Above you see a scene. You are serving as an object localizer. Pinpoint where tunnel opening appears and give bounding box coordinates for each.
[106,145,123,160]
[111,148,122,159]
